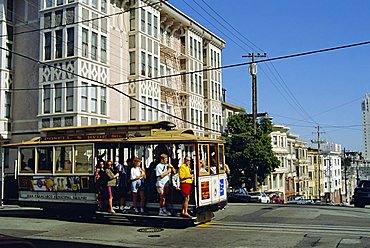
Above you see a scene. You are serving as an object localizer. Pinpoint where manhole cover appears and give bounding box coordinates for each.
[137,227,164,233]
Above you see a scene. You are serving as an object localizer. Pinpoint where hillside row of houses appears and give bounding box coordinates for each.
[265,124,370,204]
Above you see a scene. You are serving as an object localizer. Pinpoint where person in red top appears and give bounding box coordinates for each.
[178,156,194,218]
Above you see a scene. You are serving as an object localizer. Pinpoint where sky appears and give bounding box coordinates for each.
[168,0,370,152]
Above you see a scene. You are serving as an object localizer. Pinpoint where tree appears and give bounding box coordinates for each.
[224,113,280,191]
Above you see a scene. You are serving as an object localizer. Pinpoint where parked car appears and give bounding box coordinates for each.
[249,192,270,203]
[287,196,312,205]
[352,180,370,208]
[268,193,285,204]
[227,187,252,203]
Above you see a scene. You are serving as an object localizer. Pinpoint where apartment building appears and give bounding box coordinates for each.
[285,132,298,200]
[0,0,15,141]
[0,1,225,201]
[307,147,324,200]
[294,139,308,198]
[268,124,309,202]
[5,0,225,145]
[321,142,342,203]
[268,124,289,200]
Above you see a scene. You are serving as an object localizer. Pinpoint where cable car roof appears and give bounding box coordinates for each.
[4,127,223,147]
[41,121,175,134]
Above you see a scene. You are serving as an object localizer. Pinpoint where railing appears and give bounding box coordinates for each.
[160,35,188,56]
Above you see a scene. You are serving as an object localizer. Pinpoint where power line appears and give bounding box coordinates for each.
[198,0,264,53]
[270,112,317,124]
[3,37,370,133]
[8,3,370,115]
[311,97,362,118]
[1,0,166,38]
[256,40,370,64]
[1,46,221,133]
[192,0,317,123]
[263,64,318,124]
[5,2,365,148]
[281,122,363,130]
[3,39,370,91]
[259,68,314,122]
[4,1,166,75]
[180,0,251,53]
[190,0,319,126]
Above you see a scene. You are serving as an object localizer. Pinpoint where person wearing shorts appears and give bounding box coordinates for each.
[130,157,145,214]
[106,160,119,214]
[179,156,194,218]
[156,154,176,216]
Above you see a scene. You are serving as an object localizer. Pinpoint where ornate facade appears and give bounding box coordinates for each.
[6,0,225,148]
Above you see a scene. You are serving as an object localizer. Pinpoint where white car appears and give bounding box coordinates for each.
[249,192,270,203]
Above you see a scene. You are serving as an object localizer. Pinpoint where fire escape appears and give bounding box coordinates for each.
[159,16,188,129]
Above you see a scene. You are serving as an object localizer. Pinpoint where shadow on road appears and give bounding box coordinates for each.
[2,235,126,248]
[0,208,194,229]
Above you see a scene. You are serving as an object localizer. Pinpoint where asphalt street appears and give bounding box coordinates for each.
[0,203,369,248]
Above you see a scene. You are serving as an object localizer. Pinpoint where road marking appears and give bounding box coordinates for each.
[199,221,370,237]
[340,238,361,245]
[196,222,218,228]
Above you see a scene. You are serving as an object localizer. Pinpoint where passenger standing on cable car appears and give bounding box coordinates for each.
[106,160,119,213]
[156,153,176,216]
[114,156,129,213]
[130,157,145,214]
[179,156,194,218]
[96,161,107,211]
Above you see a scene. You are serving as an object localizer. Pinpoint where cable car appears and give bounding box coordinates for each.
[6,121,227,223]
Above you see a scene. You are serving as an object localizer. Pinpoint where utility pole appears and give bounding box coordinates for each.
[343,148,348,203]
[312,126,325,201]
[242,52,266,191]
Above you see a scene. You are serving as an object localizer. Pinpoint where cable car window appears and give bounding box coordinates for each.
[55,146,73,173]
[19,148,35,173]
[198,144,209,176]
[210,144,217,175]
[37,147,53,172]
[218,144,225,174]
[182,144,196,164]
[75,145,93,173]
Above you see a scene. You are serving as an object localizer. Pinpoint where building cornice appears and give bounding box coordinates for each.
[160,2,225,49]
[222,102,245,112]
[272,124,290,133]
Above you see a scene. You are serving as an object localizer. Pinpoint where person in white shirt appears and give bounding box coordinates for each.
[130,157,145,214]
[156,153,176,216]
